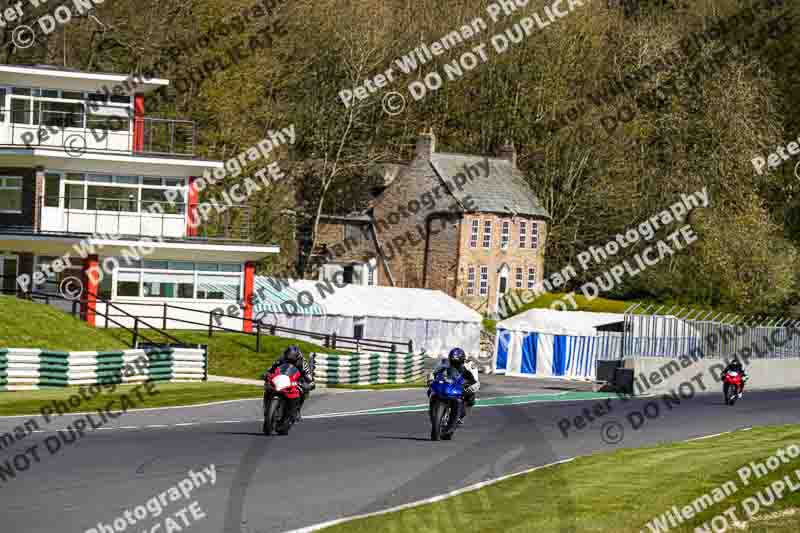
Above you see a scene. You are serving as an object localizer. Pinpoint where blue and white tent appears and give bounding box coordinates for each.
[494,309,624,380]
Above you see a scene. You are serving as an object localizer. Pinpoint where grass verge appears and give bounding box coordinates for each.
[129,330,344,380]
[0,382,263,417]
[327,379,426,390]
[0,295,128,351]
[319,424,800,533]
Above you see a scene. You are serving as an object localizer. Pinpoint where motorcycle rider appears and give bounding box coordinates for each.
[427,347,480,425]
[721,357,749,398]
[263,345,315,421]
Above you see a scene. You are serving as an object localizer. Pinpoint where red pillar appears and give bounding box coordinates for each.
[186,177,199,236]
[243,261,256,333]
[82,255,100,327]
[133,94,145,152]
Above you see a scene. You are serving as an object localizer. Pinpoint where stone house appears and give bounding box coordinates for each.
[305,130,550,314]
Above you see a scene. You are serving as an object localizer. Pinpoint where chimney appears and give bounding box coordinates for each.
[415,128,436,160]
[497,139,517,168]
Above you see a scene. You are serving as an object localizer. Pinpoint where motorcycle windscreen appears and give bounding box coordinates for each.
[276,363,300,377]
[437,367,462,381]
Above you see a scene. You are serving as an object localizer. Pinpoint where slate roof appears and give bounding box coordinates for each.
[429,153,550,219]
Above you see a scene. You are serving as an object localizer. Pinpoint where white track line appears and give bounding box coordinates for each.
[685,431,731,442]
[284,457,576,533]
[0,397,263,420]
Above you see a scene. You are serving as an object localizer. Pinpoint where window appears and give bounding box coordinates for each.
[117,271,141,297]
[142,188,184,215]
[66,183,85,209]
[87,108,129,132]
[5,86,132,132]
[34,256,59,285]
[0,176,22,212]
[45,173,61,207]
[197,263,242,272]
[519,221,527,248]
[10,98,34,124]
[482,220,492,248]
[99,272,113,300]
[0,88,6,122]
[343,265,355,284]
[467,266,476,296]
[469,220,479,248]
[501,221,510,249]
[115,261,242,300]
[40,100,83,129]
[197,274,240,300]
[143,272,194,298]
[57,172,186,215]
[87,185,138,212]
[344,224,366,244]
[527,267,536,289]
[516,267,523,289]
[531,222,539,249]
[1,254,19,293]
[479,266,489,296]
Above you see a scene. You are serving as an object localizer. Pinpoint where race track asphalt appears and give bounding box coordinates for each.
[2,383,799,533]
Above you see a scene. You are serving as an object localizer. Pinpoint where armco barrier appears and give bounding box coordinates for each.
[313,352,427,385]
[622,356,800,396]
[0,348,207,391]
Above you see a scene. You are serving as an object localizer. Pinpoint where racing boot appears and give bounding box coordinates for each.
[456,401,466,426]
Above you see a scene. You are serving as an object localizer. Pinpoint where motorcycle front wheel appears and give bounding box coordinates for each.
[441,400,459,440]
[264,396,284,435]
[430,400,449,441]
[724,384,737,406]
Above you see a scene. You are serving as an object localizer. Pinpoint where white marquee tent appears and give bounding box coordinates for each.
[251,278,482,356]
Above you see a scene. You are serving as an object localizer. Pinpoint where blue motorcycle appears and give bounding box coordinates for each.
[427,367,465,441]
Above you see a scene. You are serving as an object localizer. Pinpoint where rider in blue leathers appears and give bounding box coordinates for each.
[427,348,480,425]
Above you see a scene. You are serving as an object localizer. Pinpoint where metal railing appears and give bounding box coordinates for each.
[140,117,195,156]
[40,195,253,241]
[87,300,414,355]
[2,276,415,354]
[598,304,800,360]
[1,108,195,156]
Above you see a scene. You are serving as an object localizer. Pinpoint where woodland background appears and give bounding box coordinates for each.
[2,0,800,314]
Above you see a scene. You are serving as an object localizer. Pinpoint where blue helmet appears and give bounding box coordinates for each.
[448,347,466,369]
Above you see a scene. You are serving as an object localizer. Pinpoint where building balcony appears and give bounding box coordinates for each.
[0,109,195,158]
[19,196,255,242]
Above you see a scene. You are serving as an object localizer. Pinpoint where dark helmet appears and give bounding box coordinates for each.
[448,347,466,370]
[283,345,302,366]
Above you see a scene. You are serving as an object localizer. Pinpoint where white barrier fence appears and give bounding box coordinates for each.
[313,352,428,386]
[0,347,207,391]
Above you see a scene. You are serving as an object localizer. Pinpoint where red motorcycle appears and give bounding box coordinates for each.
[723,370,744,405]
[263,363,303,435]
